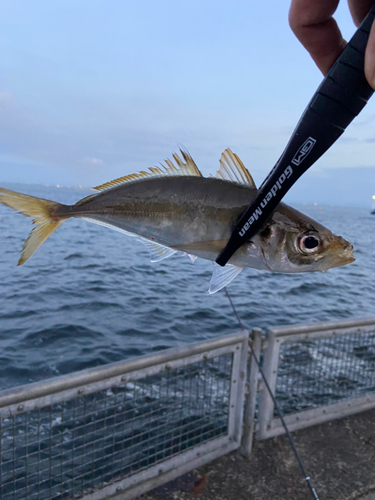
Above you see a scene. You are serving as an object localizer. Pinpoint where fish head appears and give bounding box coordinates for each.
[237,204,355,273]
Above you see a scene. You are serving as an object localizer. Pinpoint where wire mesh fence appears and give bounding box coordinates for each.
[276,330,375,415]
[0,333,248,500]
[257,317,375,440]
[3,319,375,498]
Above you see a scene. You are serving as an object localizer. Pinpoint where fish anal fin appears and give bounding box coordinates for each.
[214,148,256,188]
[93,149,203,192]
[81,217,177,262]
[140,238,177,262]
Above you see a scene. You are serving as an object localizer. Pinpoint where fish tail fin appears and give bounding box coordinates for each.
[0,188,68,265]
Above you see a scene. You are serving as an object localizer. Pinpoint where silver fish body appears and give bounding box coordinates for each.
[0,149,354,293]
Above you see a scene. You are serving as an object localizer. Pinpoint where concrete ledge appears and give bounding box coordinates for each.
[139,407,375,500]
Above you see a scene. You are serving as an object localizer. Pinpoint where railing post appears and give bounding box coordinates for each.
[240,327,262,457]
[228,332,250,444]
[257,328,281,440]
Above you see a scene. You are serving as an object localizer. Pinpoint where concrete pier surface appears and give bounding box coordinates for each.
[140,407,375,500]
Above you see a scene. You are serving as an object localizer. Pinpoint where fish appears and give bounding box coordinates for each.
[0,148,355,294]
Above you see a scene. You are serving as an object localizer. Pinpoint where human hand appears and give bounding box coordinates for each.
[289,0,375,89]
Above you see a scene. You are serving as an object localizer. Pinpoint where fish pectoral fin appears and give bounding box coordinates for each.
[208,263,243,294]
[140,238,177,262]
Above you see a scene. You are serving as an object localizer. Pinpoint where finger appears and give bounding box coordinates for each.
[365,16,375,89]
[348,0,375,26]
[289,0,346,75]
[348,1,375,89]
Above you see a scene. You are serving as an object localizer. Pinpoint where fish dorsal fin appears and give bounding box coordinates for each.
[213,148,256,188]
[93,149,203,192]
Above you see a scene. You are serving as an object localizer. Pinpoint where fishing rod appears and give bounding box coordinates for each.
[224,288,320,500]
[216,5,375,267]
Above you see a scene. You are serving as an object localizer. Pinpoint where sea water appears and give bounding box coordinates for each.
[0,184,374,391]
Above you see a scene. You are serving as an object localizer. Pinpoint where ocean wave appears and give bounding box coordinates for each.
[0,192,374,390]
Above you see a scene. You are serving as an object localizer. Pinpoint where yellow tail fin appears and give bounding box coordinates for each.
[0,188,67,265]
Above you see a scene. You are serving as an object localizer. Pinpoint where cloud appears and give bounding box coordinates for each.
[81,157,104,166]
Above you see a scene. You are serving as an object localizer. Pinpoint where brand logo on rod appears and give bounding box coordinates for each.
[291,137,316,166]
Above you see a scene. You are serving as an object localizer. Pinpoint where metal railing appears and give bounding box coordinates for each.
[0,332,248,500]
[2,317,375,499]
[257,317,375,440]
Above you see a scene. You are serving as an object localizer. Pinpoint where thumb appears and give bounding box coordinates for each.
[364,19,375,89]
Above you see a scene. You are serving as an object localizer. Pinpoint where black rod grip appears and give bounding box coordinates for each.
[216,6,375,267]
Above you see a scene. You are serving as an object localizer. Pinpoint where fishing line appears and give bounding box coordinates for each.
[224,288,320,500]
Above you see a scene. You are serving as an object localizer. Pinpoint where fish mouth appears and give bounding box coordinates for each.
[342,242,355,264]
[330,242,355,269]
[339,255,356,266]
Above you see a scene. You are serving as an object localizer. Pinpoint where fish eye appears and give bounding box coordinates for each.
[296,232,322,255]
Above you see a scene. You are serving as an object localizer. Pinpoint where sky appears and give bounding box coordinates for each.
[1,0,375,207]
